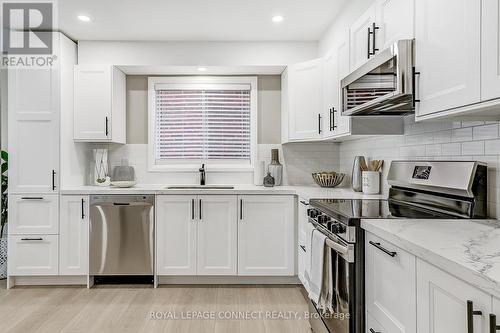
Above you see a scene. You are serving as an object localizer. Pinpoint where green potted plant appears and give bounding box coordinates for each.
[0,150,7,279]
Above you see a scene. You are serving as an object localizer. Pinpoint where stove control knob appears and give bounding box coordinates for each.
[308,209,319,218]
[336,223,346,233]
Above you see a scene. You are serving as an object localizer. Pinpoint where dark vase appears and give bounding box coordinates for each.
[263,172,275,187]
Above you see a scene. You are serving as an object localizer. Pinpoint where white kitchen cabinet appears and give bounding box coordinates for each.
[8,195,59,235]
[297,233,307,285]
[197,195,237,275]
[417,259,490,333]
[366,233,417,333]
[492,297,500,333]
[8,235,59,275]
[287,59,324,141]
[481,0,500,101]
[323,36,350,138]
[415,0,481,118]
[375,0,414,50]
[238,195,295,276]
[156,195,197,275]
[59,195,89,275]
[367,311,387,333]
[8,67,59,194]
[350,5,377,71]
[298,198,309,239]
[74,65,126,143]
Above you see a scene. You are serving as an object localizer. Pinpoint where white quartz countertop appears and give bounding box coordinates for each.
[60,184,385,200]
[362,218,500,298]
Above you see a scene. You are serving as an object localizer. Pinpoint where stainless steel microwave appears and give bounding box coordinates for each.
[341,39,415,116]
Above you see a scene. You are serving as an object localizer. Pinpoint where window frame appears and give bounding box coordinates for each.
[148,76,258,173]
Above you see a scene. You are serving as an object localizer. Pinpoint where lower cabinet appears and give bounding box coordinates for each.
[8,194,59,234]
[365,232,417,333]
[416,258,491,333]
[8,235,59,275]
[156,195,237,275]
[59,195,89,275]
[238,195,295,276]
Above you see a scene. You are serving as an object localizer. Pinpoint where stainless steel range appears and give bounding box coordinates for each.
[305,160,487,333]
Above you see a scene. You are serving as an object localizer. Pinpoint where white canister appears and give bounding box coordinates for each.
[362,171,380,194]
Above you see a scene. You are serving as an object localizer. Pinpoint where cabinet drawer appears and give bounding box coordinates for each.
[9,195,59,234]
[365,232,416,333]
[8,235,59,275]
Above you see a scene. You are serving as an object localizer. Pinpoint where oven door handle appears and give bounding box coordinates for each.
[325,237,348,255]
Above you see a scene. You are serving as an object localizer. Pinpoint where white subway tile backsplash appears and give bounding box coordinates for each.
[425,144,442,156]
[452,127,473,142]
[461,141,484,155]
[485,139,500,155]
[441,143,461,156]
[473,124,498,141]
[462,121,485,127]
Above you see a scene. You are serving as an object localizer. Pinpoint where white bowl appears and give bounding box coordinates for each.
[110,181,137,188]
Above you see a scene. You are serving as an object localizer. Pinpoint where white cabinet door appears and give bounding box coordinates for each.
[492,297,500,333]
[238,195,294,276]
[197,195,237,275]
[350,5,377,71]
[8,235,59,275]
[297,233,307,285]
[74,66,126,143]
[8,67,59,193]
[481,0,500,101]
[367,311,387,333]
[415,0,481,117]
[375,0,415,50]
[59,195,89,275]
[8,195,59,234]
[288,59,324,141]
[298,198,309,239]
[366,233,417,333]
[417,259,490,333]
[156,195,197,275]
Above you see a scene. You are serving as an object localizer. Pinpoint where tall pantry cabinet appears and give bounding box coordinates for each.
[7,33,79,284]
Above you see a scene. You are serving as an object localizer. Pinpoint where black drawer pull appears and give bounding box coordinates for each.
[299,200,309,206]
[369,241,397,257]
[21,238,43,241]
[467,300,483,333]
[490,314,500,333]
[81,198,85,219]
[299,245,306,253]
[369,329,380,333]
[21,197,44,200]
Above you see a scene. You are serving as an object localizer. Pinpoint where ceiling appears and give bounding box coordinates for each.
[58,0,347,41]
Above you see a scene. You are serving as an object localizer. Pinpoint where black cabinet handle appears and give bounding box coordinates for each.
[490,314,500,333]
[81,198,85,220]
[369,329,380,333]
[369,241,397,257]
[299,245,306,253]
[367,26,372,59]
[371,22,379,55]
[412,67,421,107]
[332,108,337,130]
[299,200,309,206]
[21,197,44,200]
[240,199,243,220]
[467,300,483,333]
[191,198,195,220]
[105,116,109,136]
[52,170,56,190]
[21,238,43,241]
[199,199,202,220]
[318,114,322,134]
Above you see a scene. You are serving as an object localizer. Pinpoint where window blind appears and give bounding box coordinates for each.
[154,86,251,161]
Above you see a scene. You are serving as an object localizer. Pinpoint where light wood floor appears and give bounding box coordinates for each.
[0,280,312,333]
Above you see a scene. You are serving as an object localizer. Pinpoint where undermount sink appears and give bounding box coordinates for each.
[166,185,235,190]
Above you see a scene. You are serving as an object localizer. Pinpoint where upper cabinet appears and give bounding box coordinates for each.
[481,0,500,102]
[349,5,377,71]
[286,59,324,141]
[349,0,414,71]
[74,65,126,143]
[414,0,481,118]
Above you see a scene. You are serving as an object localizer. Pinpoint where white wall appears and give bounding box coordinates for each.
[78,41,318,66]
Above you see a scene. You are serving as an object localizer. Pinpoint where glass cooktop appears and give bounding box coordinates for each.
[309,198,461,225]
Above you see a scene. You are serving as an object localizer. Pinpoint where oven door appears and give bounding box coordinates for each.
[307,222,363,333]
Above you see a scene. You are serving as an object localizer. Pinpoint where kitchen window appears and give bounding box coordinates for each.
[148,77,257,171]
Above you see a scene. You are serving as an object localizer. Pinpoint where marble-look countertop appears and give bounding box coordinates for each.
[60,184,385,200]
[362,218,500,298]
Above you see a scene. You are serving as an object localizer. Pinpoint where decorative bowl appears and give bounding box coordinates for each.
[312,172,346,188]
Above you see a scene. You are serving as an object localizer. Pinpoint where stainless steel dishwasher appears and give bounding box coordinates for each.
[90,195,154,275]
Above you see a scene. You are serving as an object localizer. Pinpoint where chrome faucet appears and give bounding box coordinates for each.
[199,164,206,186]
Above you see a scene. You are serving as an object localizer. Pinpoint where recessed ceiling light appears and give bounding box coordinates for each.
[197,67,207,72]
[272,15,284,23]
[78,15,90,22]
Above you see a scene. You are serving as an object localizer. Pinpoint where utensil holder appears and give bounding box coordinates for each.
[362,171,380,194]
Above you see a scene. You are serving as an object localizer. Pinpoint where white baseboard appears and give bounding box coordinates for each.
[157,275,301,285]
[9,275,87,287]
